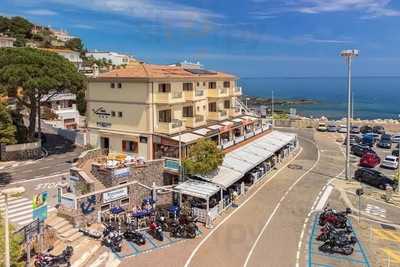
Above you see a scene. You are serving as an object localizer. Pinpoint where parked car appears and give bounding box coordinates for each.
[338,125,347,133]
[359,152,381,168]
[351,125,361,134]
[354,168,398,191]
[327,122,337,132]
[362,133,375,147]
[344,135,361,145]
[393,150,399,157]
[378,134,392,149]
[360,125,373,134]
[392,134,400,143]
[381,155,399,169]
[351,144,375,157]
[317,122,328,132]
[373,125,385,135]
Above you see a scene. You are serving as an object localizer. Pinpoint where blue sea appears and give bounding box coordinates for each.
[239,77,400,120]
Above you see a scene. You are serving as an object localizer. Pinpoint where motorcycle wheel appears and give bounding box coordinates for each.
[318,243,331,253]
[343,246,354,255]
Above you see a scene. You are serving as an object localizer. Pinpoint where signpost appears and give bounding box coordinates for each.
[16,219,41,266]
[356,188,364,223]
[32,192,49,253]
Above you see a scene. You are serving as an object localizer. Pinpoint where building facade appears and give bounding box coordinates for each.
[40,48,83,69]
[87,63,248,160]
[86,51,136,66]
[0,35,16,48]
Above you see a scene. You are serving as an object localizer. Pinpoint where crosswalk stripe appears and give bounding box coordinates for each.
[0,199,32,209]
[8,208,32,219]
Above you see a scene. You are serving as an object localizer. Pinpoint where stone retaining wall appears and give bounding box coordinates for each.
[0,141,42,161]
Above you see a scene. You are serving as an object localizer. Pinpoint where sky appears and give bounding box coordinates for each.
[1,0,400,77]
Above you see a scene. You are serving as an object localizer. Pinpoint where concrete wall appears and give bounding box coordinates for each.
[0,141,42,161]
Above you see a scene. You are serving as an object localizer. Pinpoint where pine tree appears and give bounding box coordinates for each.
[0,102,16,145]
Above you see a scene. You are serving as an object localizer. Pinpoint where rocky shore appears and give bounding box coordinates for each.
[242,95,318,107]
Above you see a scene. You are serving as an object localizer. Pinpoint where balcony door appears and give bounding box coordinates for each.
[183,106,193,117]
[159,109,172,123]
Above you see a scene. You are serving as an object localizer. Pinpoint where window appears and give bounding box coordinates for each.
[140,136,148,143]
[118,111,123,117]
[183,106,194,117]
[117,83,122,88]
[224,100,231,109]
[208,82,217,89]
[223,81,230,88]
[122,140,138,153]
[158,83,171,93]
[121,198,129,205]
[197,106,200,112]
[197,82,200,86]
[209,102,217,112]
[159,110,172,122]
[203,105,206,111]
[183,82,193,91]
[111,111,116,117]
[110,83,115,88]
[203,82,206,86]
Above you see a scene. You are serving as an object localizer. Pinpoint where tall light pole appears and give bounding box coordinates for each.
[341,49,359,180]
[271,90,274,128]
[1,187,26,267]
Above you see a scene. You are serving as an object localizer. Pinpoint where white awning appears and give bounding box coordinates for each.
[203,131,297,188]
[171,133,203,143]
[175,180,220,199]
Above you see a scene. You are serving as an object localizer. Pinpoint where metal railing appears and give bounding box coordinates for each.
[172,91,183,99]
[172,119,183,128]
[235,86,242,93]
[195,114,204,122]
[195,90,204,96]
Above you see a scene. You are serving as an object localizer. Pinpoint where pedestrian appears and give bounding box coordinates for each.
[231,190,239,208]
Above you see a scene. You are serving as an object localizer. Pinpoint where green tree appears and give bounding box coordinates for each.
[0,215,24,267]
[65,38,84,53]
[183,139,225,176]
[0,102,16,145]
[0,48,86,141]
[0,16,33,47]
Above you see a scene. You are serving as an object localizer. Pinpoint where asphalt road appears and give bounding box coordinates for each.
[183,129,345,267]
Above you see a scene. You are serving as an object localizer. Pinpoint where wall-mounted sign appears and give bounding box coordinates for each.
[92,107,110,117]
[61,196,76,209]
[103,187,128,203]
[113,167,130,178]
[96,122,112,128]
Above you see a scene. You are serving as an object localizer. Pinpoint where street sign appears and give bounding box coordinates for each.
[32,191,49,221]
[33,205,48,222]
[16,219,40,242]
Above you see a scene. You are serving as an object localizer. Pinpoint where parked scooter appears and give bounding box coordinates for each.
[170,215,198,239]
[102,231,123,253]
[123,230,146,245]
[149,221,163,241]
[79,227,102,239]
[34,246,73,267]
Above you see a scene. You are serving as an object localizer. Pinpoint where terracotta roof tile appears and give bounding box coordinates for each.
[97,63,236,79]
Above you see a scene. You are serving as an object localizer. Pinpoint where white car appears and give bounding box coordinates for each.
[338,125,348,133]
[392,134,400,143]
[317,123,327,132]
[381,155,399,169]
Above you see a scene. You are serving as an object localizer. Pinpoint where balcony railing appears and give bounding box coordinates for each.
[220,88,228,94]
[195,114,204,122]
[172,91,183,99]
[219,110,227,116]
[172,119,183,128]
[235,87,242,93]
[195,90,204,96]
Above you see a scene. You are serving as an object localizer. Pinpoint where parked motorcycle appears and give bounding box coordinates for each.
[319,239,354,255]
[102,224,115,237]
[149,221,164,241]
[102,232,123,253]
[316,223,354,242]
[157,215,170,232]
[123,230,146,245]
[34,246,73,267]
[170,215,198,239]
[79,227,102,239]
[319,207,351,228]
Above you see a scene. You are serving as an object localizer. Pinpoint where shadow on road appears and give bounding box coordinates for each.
[42,133,76,156]
[0,172,11,186]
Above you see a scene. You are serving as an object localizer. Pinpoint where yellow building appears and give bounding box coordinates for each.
[86,62,267,160]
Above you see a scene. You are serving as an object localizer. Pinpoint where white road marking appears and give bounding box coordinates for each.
[39,166,50,170]
[314,185,334,211]
[183,145,304,267]
[365,204,386,218]
[9,172,68,185]
[244,138,321,267]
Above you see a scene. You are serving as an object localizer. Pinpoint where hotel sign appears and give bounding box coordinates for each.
[93,107,112,128]
[102,187,128,203]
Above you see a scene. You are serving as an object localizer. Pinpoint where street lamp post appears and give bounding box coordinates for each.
[341,49,359,180]
[1,187,26,267]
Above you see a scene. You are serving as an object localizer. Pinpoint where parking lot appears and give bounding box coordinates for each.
[308,213,371,267]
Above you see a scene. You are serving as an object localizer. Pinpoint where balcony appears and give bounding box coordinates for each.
[228,107,241,117]
[154,91,185,104]
[156,119,185,135]
[183,89,207,101]
[185,114,207,128]
[207,87,230,98]
[230,86,242,96]
[208,110,228,121]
